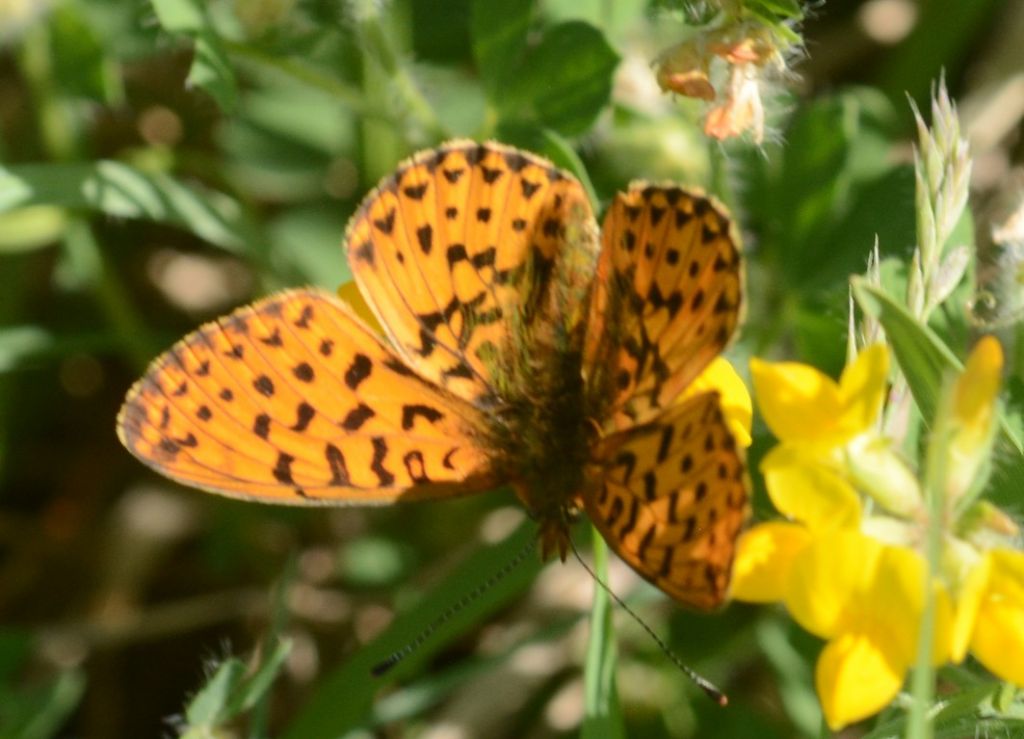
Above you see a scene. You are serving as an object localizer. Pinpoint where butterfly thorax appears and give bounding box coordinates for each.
[486,207,600,561]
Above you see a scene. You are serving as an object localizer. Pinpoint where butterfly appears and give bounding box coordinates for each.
[117,141,747,609]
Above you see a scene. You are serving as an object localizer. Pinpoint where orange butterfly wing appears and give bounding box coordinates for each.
[117,289,494,504]
[585,392,747,609]
[345,140,593,404]
[582,184,747,608]
[584,185,743,433]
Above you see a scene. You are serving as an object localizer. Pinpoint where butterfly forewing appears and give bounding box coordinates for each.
[584,185,743,433]
[585,391,748,609]
[346,140,593,404]
[117,289,494,504]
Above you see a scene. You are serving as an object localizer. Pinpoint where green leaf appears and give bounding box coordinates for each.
[49,4,123,104]
[150,0,237,111]
[282,522,541,739]
[185,657,246,727]
[0,206,67,253]
[0,669,86,739]
[189,30,238,111]
[150,0,204,33]
[851,277,961,425]
[470,0,532,93]
[582,533,625,739]
[0,326,56,372]
[221,638,292,719]
[765,90,900,287]
[746,0,803,18]
[502,21,619,136]
[0,161,256,253]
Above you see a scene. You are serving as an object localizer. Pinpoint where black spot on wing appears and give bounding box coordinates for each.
[353,240,374,265]
[373,209,396,235]
[403,183,428,200]
[260,329,283,347]
[401,404,444,430]
[403,450,430,483]
[291,402,315,432]
[294,304,314,329]
[273,452,295,484]
[254,375,274,397]
[341,403,375,431]
[325,443,351,486]
[345,354,372,390]
[254,413,271,439]
[416,224,433,254]
[370,437,395,486]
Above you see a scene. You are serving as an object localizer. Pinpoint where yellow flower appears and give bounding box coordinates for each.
[680,356,752,448]
[750,344,920,525]
[956,549,1024,686]
[787,531,952,729]
[733,339,1022,730]
[338,279,384,333]
[946,335,1003,502]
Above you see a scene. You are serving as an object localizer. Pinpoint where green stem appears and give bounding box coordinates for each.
[908,409,950,739]
[582,529,623,737]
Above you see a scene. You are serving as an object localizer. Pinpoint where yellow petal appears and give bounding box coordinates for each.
[730,522,812,602]
[968,549,1024,685]
[951,551,991,662]
[865,545,929,667]
[953,336,1003,435]
[337,279,383,334]
[681,357,752,447]
[786,531,882,637]
[751,357,845,444]
[946,336,1003,500]
[837,344,889,436]
[761,444,862,529]
[971,599,1024,686]
[816,630,906,731]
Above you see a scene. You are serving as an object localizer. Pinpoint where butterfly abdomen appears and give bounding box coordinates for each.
[497,344,590,546]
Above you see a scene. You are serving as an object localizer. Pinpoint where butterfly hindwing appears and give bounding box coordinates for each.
[585,391,748,609]
[583,185,743,432]
[117,289,494,504]
[346,140,593,405]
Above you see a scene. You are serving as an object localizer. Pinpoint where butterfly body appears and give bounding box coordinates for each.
[119,141,748,609]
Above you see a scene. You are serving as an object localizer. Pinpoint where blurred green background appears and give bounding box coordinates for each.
[0,0,1021,737]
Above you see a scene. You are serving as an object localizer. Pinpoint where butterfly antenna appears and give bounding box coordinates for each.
[568,538,728,706]
[371,533,537,677]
